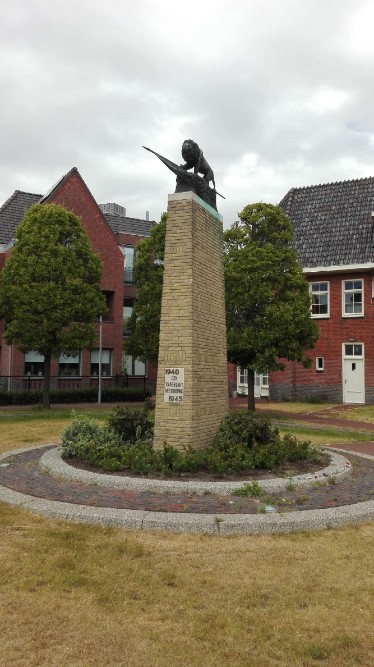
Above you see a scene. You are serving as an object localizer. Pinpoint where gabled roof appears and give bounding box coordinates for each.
[104,212,154,237]
[279,176,374,269]
[0,171,154,247]
[0,190,42,243]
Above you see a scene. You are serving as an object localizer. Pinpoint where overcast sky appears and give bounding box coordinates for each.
[1,0,374,226]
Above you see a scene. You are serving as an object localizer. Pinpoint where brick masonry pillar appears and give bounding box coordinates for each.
[153,191,228,451]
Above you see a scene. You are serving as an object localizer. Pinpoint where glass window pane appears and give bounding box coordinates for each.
[24,351,44,375]
[91,350,110,364]
[25,351,44,362]
[124,247,134,268]
[124,355,132,375]
[239,368,248,384]
[134,359,146,376]
[90,349,111,376]
[310,283,329,316]
[58,353,80,377]
[124,248,135,284]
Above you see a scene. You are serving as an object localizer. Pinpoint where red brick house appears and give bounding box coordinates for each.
[268,175,374,404]
[0,167,156,392]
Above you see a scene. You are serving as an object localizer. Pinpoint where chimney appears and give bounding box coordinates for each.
[146,211,149,221]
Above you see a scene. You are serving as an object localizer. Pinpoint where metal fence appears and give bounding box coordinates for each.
[0,375,150,393]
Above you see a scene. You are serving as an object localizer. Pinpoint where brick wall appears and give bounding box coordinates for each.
[269,271,374,403]
[1,170,126,379]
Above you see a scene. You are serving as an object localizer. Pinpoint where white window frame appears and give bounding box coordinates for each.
[90,349,112,377]
[343,343,364,358]
[58,353,81,377]
[316,357,324,372]
[24,351,45,376]
[310,281,330,318]
[239,367,248,385]
[342,279,364,317]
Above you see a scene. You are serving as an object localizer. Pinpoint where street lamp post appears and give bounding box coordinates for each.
[98,315,102,404]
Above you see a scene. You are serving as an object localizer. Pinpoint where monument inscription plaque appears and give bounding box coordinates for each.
[163,368,184,403]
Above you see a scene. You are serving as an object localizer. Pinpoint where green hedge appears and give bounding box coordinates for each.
[0,385,151,405]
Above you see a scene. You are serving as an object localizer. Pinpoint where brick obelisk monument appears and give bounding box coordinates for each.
[144,142,228,451]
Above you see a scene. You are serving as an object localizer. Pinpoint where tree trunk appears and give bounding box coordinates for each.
[247,368,255,412]
[43,353,51,409]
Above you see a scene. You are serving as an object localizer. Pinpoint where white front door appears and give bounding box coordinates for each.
[342,343,365,404]
[254,372,269,398]
[236,368,269,397]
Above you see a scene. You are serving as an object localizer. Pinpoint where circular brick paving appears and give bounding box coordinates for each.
[0,445,373,534]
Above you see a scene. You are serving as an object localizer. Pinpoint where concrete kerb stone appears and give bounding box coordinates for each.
[1,445,374,535]
[40,446,353,494]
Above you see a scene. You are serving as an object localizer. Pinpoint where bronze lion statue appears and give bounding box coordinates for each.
[181,140,215,190]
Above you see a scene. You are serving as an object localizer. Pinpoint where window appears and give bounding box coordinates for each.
[102,291,114,321]
[316,357,324,372]
[343,280,363,317]
[58,353,80,377]
[124,247,135,284]
[123,354,147,376]
[238,368,248,385]
[344,344,363,357]
[310,282,329,317]
[24,351,44,376]
[90,349,112,376]
[261,372,269,387]
[123,297,134,334]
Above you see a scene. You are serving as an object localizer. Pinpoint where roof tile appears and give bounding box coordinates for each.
[279,176,374,268]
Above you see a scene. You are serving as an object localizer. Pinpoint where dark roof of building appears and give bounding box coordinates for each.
[0,190,42,244]
[279,176,374,268]
[104,213,155,237]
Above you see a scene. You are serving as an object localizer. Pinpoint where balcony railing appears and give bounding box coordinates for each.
[124,268,135,285]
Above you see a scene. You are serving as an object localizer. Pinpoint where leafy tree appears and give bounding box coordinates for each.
[126,214,166,366]
[0,204,106,408]
[125,205,318,412]
[224,203,319,410]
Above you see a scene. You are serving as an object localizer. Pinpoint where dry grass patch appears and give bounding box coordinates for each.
[327,405,374,424]
[0,418,69,453]
[0,411,108,454]
[0,502,373,667]
[278,426,373,446]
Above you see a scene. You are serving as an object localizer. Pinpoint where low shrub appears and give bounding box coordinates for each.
[61,409,324,476]
[213,412,279,450]
[61,414,123,460]
[107,405,154,444]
